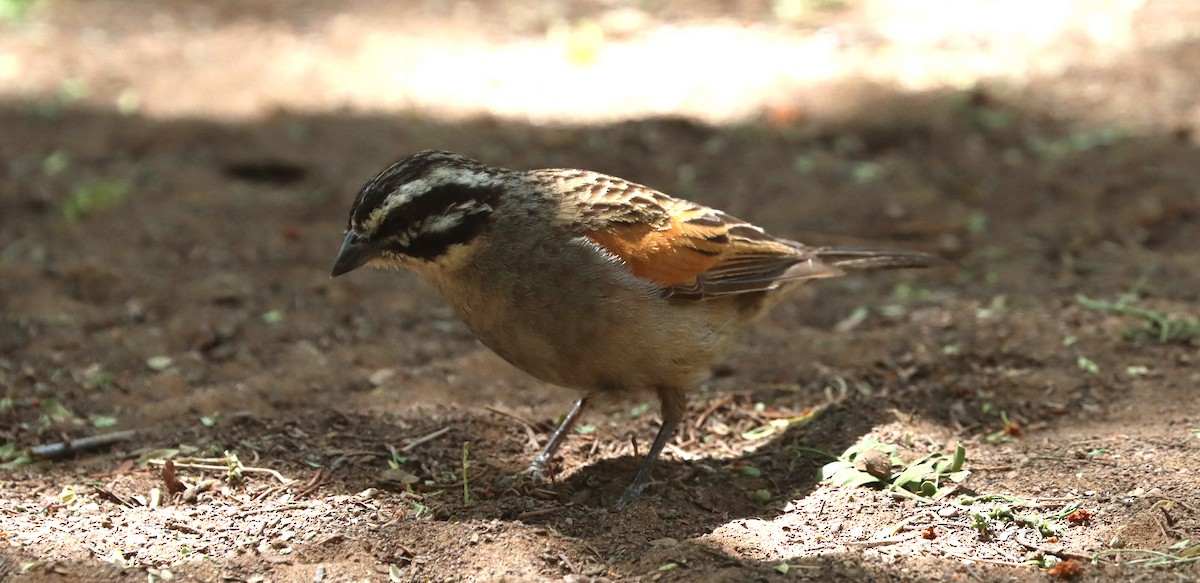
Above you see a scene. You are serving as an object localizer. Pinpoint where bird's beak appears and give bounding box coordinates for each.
[331,230,379,277]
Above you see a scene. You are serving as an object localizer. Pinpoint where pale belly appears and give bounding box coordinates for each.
[429,239,751,394]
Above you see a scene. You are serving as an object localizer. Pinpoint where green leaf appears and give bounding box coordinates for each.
[892,461,935,490]
[62,179,131,222]
[740,424,777,441]
[818,460,853,481]
[0,455,32,468]
[0,0,39,23]
[822,465,883,488]
[950,443,966,471]
[1077,355,1099,374]
[40,398,76,422]
[138,448,180,463]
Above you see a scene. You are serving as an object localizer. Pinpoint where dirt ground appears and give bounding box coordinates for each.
[3,1,1200,582]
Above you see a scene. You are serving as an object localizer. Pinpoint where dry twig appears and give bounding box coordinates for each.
[485,405,542,449]
[147,459,293,484]
[29,429,138,459]
[401,426,453,453]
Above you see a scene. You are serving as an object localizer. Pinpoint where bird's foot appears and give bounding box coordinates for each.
[498,463,549,489]
[613,480,647,509]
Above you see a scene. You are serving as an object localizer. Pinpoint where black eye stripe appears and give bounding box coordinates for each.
[377,182,502,241]
[401,211,493,261]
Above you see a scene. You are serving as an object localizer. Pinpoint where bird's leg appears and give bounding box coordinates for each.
[531,397,589,475]
[614,386,685,508]
[502,397,589,486]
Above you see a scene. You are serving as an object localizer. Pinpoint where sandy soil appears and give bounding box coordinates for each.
[2,1,1199,581]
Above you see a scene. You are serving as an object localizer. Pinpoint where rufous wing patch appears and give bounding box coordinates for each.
[584,218,727,287]
[568,178,824,296]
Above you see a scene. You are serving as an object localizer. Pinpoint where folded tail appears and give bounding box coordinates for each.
[811,247,947,272]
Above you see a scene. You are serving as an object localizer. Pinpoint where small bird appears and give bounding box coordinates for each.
[332,150,940,507]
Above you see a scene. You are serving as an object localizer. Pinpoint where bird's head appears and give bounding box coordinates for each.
[331,150,506,277]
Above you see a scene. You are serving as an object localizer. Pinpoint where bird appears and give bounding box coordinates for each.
[331,150,941,507]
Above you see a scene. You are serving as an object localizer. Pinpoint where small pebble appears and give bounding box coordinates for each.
[369,368,396,386]
[380,468,420,484]
[146,356,173,371]
[857,449,893,480]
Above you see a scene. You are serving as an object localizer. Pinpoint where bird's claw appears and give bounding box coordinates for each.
[498,463,548,489]
[613,482,646,509]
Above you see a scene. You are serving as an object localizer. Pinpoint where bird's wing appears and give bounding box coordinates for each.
[535,169,844,300]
